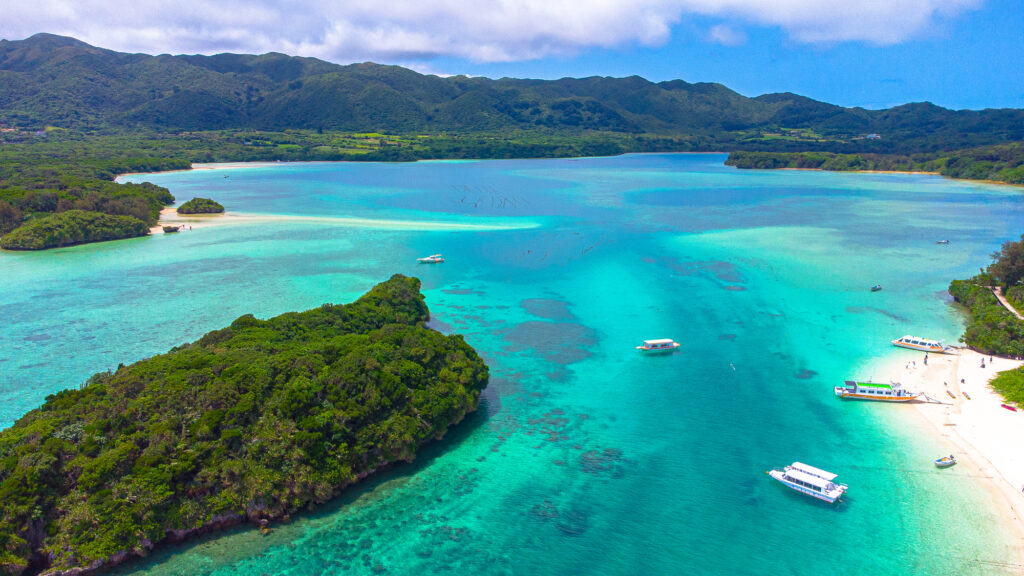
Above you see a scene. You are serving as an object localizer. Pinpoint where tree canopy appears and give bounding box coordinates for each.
[0,275,489,576]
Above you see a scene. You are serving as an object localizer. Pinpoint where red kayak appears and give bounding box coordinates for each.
[1001,404,1018,412]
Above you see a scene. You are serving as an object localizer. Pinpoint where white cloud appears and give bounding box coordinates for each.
[1,0,983,63]
[707,24,747,46]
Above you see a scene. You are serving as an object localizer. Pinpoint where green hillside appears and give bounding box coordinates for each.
[2,34,1023,152]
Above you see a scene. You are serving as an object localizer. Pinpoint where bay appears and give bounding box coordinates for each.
[3,153,1023,574]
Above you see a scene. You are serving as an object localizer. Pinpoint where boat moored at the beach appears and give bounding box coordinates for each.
[834,380,921,402]
[635,339,680,352]
[891,335,955,354]
[767,462,848,504]
[1002,404,1018,412]
[416,254,445,263]
[935,455,957,468]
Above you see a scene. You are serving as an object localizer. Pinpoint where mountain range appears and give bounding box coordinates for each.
[2,33,1023,152]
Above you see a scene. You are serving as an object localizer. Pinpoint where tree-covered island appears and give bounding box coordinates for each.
[176,197,224,214]
[0,275,489,576]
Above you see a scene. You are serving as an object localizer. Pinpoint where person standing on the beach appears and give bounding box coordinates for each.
[924,353,928,366]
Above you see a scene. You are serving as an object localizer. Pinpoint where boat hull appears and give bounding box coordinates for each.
[636,344,680,352]
[892,341,948,353]
[835,391,919,402]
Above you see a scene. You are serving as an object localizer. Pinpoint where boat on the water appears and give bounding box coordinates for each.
[834,380,920,402]
[936,239,950,244]
[891,335,955,354]
[416,254,445,263]
[1002,404,1018,412]
[935,455,956,468]
[767,462,848,504]
[636,339,680,352]
[871,285,882,292]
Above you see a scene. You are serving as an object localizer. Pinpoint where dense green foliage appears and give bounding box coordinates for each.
[991,367,1024,406]
[726,143,1024,185]
[177,197,224,214]
[0,210,149,250]
[949,236,1024,358]
[0,136,180,248]
[948,279,1024,357]
[2,33,1024,250]
[988,235,1024,287]
[3,34,1024,153]
[0,275,488,575]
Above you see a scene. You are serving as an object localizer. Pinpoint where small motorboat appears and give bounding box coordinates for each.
[416,254,445,263]
[934,455,956,468]
[936,240,950,245]
[1002,404,1018,412]
[870,285,882,292]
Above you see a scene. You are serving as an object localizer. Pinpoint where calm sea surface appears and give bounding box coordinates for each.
[4,154,1024,574]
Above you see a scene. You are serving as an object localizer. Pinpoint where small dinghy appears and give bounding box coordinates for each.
[962,391,972,400]
[870,285,882,292]
[1002,404,1018,412]
[934,455,956,468]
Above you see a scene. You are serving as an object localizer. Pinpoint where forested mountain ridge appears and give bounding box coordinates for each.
[3,33,1023,152]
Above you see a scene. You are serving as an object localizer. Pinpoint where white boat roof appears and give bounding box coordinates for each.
[791,462,838,481]
[899,335,940,344]
[644,339,675,345]
[785,468,833,489]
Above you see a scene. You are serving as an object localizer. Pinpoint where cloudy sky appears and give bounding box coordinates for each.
[3,0,1022,109]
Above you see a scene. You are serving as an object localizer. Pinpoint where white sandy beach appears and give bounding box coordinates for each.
[876,348,1024,553]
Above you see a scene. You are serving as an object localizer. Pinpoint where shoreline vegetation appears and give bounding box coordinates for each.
[949,233,1024,405]
[1,133,1022,252]
[1,33,1023,251]
[0,275,489,576]
[725,146,1024,185]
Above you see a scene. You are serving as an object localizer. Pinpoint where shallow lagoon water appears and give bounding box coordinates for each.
[3,154,1024,574]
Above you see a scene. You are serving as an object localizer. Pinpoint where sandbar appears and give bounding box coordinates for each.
[150,207,538,234]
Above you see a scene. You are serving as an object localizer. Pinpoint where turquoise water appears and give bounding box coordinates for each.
[4,154,1024,574]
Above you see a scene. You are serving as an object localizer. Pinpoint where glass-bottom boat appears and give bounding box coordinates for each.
[834,380,920,402]
[768,462,848,504]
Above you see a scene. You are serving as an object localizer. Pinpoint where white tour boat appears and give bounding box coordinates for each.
[891,335,955,354]
[635,339,680,352]
[416,254,445,263]
[834,380,921,402]
[767,462,848,504]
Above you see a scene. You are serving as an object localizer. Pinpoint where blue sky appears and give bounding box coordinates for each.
[427,0,1023,110]
[4,0,1022,110]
